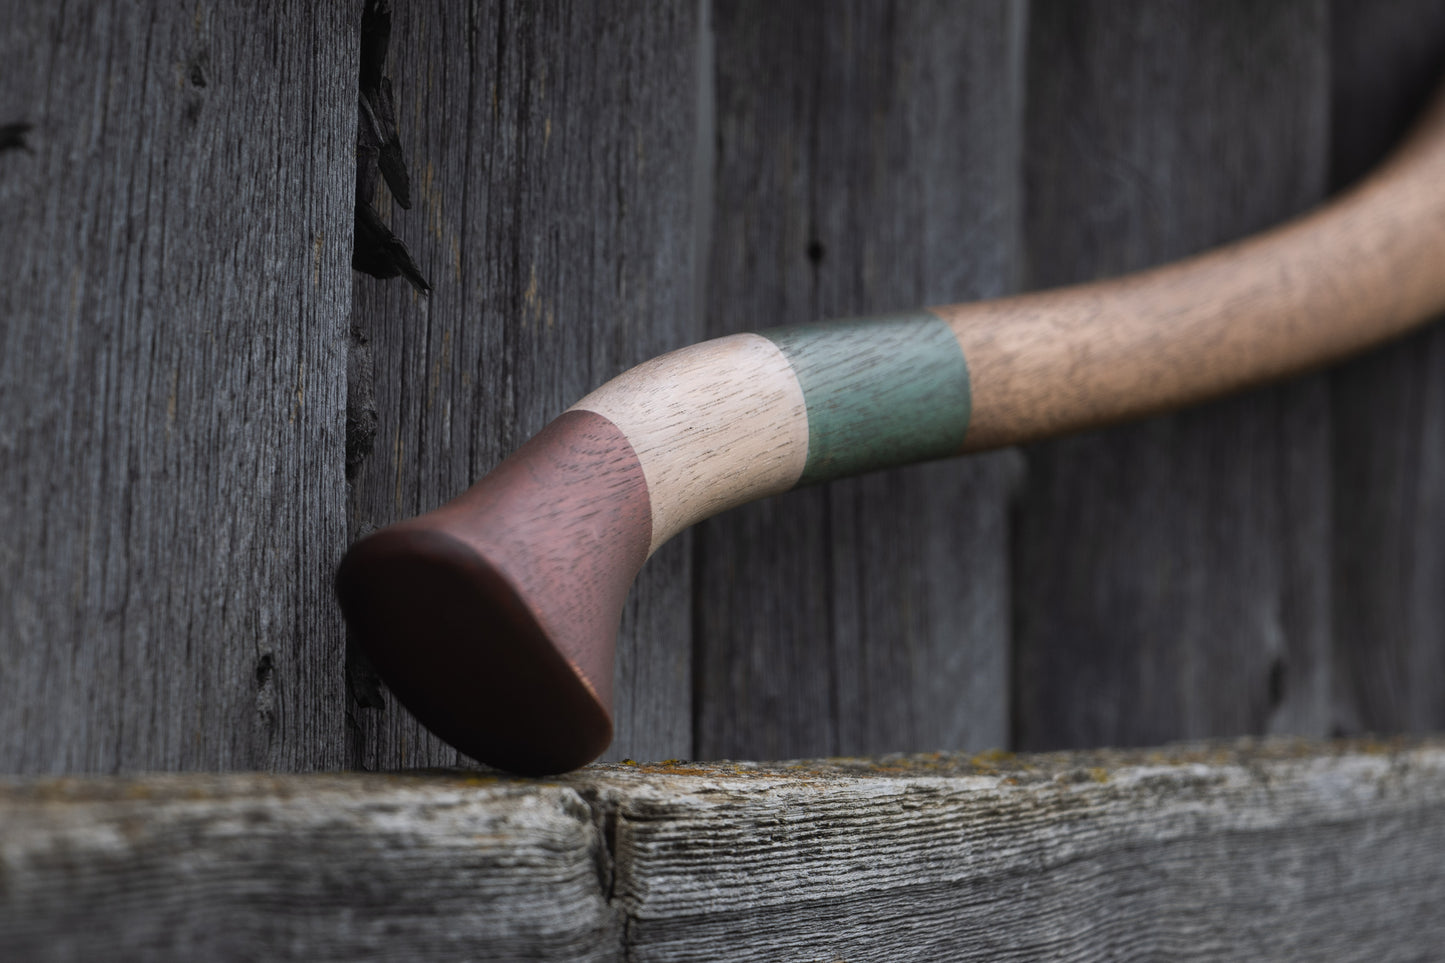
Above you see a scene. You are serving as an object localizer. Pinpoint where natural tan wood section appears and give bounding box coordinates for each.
[941,82,1445,450]
[571,333,809,554]
[2,738,1443,961]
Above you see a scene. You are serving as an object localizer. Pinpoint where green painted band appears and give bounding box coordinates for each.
[763,311,972,486]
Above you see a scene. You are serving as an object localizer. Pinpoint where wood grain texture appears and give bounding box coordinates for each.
[1326,0,1445,738]
[695,0,1026,761]
[608,739,1445,961]
[344,1,700,768]
[0,773,619,962]
[4,738,1444,961]
[572,334,807,553]
[1011,0,1334,750]
[765,313,970,483]
[0,3,355,772]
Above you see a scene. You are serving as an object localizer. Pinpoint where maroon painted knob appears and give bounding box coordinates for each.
[334,411,651,775]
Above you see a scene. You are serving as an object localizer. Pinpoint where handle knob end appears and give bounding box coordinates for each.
[336,410,652,774]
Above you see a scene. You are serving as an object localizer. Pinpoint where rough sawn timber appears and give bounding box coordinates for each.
[0,2,356,772]
[3,737,1444,961]
[0,774,619,962]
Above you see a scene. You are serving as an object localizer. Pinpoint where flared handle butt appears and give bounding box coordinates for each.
[335,410,652,775]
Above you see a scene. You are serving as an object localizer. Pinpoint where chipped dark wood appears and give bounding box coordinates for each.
[358,0,412,211]
[344,1,701,768]
[1011,0,1334,750]
[694,0,1026,761]
[0,3,356,771]
[353,0,429,295]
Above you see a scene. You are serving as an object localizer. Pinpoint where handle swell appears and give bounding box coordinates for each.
[335,410,650,775]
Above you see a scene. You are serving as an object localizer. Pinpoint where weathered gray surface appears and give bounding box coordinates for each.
[1326,0,1445,737]
[4,738,1444,961]
[0,4,356,771]
[694,0,1026,761]
[344,1,701,767]
[0,773,618,962]
[1012,0,1335,749]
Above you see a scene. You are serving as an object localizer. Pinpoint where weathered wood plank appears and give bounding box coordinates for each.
[344,1,700,767]
[0,774,619,962]
[694,0,1026,761]
[4,738,1443,961]
[610,739,1445,961]
[1012,0,1334,749]
[1326,0,1445,737]
[0,4,356,771]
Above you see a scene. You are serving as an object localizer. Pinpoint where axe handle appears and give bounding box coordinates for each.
[337,81,1445,775]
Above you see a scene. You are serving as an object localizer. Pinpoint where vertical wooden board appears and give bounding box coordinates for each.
[345,1,700,767]
[0,5,355,772]
[1327,0,1445,736]
[695,0,1026,760]
[1012,0,1333,750]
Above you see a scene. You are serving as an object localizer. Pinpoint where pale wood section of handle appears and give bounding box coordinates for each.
[570,333,809,554]
[941,85,1445,451]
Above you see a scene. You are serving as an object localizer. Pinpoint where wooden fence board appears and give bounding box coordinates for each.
[1326,0,1445,737]
[0,3,356,772]
[1012,0,1334,750]
[4,738,1442,961]
[694,0,1026,761]
[0,774,619,962]
[344,1,700,767]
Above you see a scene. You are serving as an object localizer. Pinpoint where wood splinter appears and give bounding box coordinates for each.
[336,79,1445,776]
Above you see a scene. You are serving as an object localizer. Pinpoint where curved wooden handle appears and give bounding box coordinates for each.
[337,82,1445,775]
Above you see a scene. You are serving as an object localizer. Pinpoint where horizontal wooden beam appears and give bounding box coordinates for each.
[3,738,1443,961]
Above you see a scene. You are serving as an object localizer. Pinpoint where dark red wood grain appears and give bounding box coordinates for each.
[335,410,651,774]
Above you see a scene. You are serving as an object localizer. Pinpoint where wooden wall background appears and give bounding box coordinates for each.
[2,0,1443,774]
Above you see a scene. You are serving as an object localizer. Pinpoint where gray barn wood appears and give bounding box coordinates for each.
[0,3,356,772]
[3,738,1443,961]
[0,774,619,962]
[694,0,1025,761]
[344,1,701,767]
[1326,0,1445,736]
[1012,0,1335,749]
